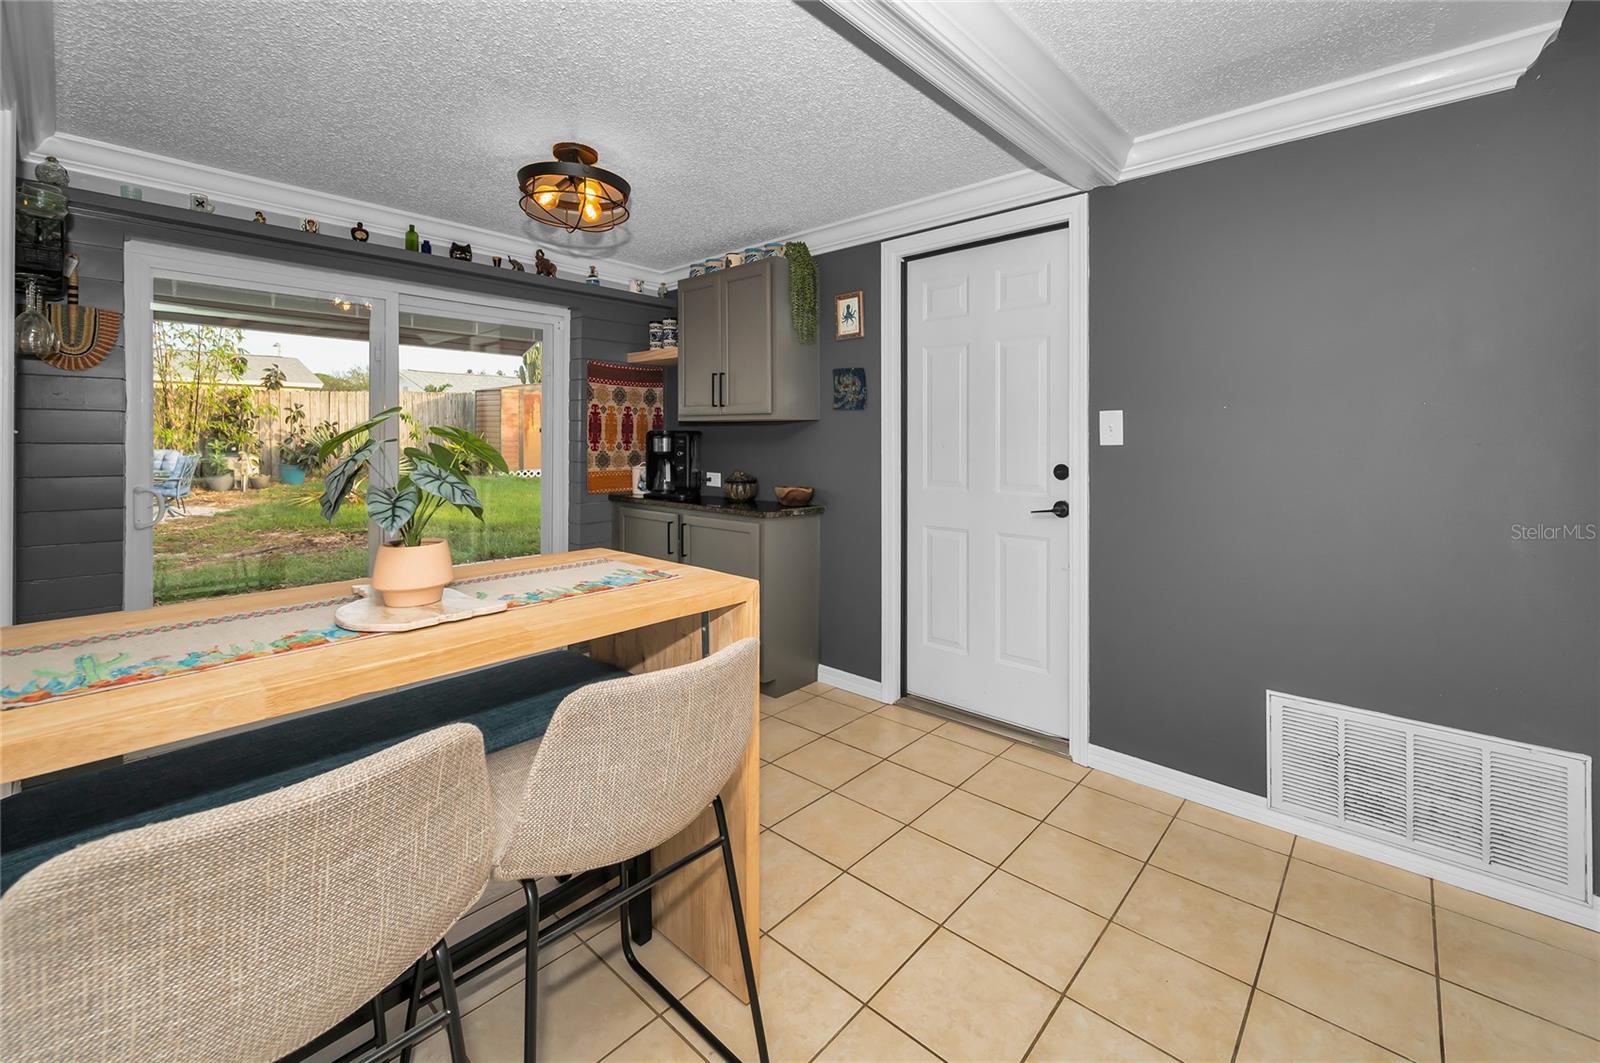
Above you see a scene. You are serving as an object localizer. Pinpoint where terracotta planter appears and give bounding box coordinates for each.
[371,538,454,608]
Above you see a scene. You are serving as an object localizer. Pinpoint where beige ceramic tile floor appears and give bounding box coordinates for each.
[415,684,1600,1063]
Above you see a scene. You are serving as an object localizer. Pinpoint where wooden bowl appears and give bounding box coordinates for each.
[774,485,814,507]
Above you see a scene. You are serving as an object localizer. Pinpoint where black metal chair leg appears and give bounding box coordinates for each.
[399,957,424,1063]
[369,994,389,1052]
[616,808,767,1063]
[433,939,470,1063]
[523,880,540,1063]
[713,796,769,1063]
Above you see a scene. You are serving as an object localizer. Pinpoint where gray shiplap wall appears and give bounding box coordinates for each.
[12,191,672,622]
[569,312,678,550]
[15,212,127,621]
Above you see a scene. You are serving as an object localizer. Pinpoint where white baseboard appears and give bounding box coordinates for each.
[1075,742,1600,931]
[815,664,890,704]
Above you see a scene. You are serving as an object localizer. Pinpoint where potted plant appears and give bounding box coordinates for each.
[317,406,508,607]
[200,441,235,491]
[277,404,314,485]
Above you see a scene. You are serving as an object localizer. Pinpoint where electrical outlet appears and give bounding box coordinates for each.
[704,471,722,487]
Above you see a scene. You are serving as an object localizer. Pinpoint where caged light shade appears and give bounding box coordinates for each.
[517,142,631,233]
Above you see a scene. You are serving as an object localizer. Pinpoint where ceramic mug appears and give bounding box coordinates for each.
[725,251,745,268]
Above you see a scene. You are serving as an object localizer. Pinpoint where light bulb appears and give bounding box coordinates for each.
[581,179,602,223]
[534,184,559,210]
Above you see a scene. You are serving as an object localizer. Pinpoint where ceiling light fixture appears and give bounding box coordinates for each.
[517,142,631,233]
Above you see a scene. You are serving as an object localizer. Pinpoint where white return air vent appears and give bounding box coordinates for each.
[1268,692,1591,903]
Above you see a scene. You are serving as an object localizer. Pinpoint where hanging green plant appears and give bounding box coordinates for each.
[785,241,817,344]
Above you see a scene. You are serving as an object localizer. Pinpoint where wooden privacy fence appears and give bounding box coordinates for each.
[252,387,540,476]
[253,389,475,476]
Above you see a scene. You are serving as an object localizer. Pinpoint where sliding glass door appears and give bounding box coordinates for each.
[124,243,568,611]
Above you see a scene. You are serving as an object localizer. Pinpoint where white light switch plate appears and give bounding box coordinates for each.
[1099,410,1124,446]
[704,471,722,487]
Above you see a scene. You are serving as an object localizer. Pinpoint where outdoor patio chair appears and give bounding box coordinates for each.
[153,452,199,519]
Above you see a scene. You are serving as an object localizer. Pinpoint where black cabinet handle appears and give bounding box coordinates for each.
[1030,501,1070,518]
[666,521,674,556]
[681,522,689,560]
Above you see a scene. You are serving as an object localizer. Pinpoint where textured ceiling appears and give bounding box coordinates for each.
[52,0,1026,270]
[52,1,1566,269]
[1005,0,1566,134]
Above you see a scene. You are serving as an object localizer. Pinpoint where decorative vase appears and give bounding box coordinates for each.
[371,538,454,608]
[280,464,306,485]
[15,279,59,360]
[405,225,420,252]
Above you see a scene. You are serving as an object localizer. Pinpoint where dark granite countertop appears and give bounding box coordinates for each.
[608,492,823,518]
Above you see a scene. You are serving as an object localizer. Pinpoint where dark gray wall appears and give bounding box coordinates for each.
[12,191,672,621]
[687,243,883,679]
[1089,3,1599,875]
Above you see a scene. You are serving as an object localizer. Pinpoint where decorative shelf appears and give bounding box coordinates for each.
[626,346,679,365]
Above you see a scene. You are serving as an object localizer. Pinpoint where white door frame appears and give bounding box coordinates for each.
[122,240,570,610]
[879,195,1089,748]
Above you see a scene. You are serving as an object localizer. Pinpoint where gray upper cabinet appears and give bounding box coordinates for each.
[677,257,818,422]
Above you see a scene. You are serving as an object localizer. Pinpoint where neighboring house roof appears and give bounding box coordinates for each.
[160,354,324,389]
[398,369,520,393]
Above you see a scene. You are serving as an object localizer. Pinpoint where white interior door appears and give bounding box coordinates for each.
[905,228,1074,736]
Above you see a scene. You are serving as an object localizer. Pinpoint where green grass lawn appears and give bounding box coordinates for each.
[154,476,541,604]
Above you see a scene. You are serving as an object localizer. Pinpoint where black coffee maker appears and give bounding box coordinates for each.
[644,430,702,502]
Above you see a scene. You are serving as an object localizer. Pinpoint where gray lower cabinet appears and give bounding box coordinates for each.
[613,500,820,694]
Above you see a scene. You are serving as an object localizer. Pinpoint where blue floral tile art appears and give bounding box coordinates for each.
[833,367,867,410]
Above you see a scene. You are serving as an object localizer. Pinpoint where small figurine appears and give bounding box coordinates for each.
[658,282,669,298]
[534,250,557,277]
[508,256,526,272]
[491,255,503,268]
[421,239,432,255]
[449,242,472,261]
[190,193,215,214]
[350,221,369,242]
[252,210,267,224]
[34,155,69,187]
[628,278,644,293]
[301,217,319,234]
[404,224,420,252]
[586,266,600,286]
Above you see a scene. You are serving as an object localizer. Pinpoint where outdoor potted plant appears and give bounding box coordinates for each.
[200,441,235,492]
[278,403,313,485]
[317,406,508,607]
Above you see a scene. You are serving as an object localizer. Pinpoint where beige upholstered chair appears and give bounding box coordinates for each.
[488,637,766,1063]
[0,724,493,1063]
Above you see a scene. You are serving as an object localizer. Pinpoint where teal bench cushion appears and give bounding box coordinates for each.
[0,649,627,894]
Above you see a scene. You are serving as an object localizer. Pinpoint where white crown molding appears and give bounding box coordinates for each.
[819,0,1128,189]
[1,0,56,155]
[660,167,1076,278]
[26,133,673,290]
[1076,742,1600,931]
[1122,19,1564,181]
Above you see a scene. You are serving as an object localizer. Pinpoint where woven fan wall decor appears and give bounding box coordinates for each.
[43,277,122,371]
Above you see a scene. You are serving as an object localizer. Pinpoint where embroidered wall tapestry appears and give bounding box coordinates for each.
[586,360,665,493]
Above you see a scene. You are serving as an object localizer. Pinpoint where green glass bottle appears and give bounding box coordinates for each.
[404,224,420,252]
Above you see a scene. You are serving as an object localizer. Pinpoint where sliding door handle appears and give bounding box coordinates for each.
[132,487,162,530]
[1030,501,1070,518]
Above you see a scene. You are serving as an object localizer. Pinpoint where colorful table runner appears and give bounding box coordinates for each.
[2,557,675,709]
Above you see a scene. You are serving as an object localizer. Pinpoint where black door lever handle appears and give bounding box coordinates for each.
[1030,501,1070,518]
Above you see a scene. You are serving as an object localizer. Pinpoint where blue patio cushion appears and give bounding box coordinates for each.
[0,649,628,893]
